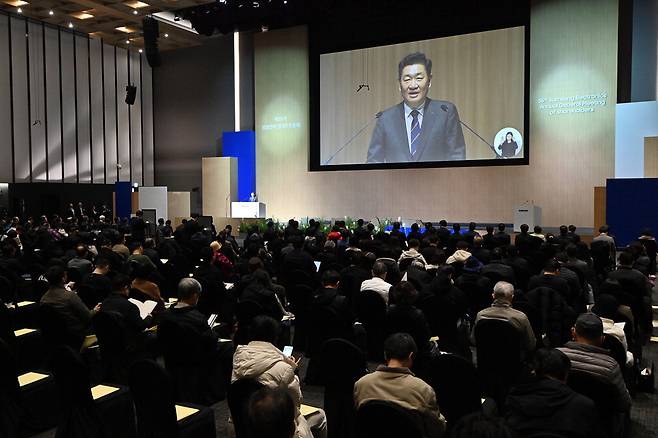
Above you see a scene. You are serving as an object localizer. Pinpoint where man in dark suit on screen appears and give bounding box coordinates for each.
[366,52,466,163]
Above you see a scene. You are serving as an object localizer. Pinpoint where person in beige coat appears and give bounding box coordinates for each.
[230,315,327,438]
[354,333,446,437]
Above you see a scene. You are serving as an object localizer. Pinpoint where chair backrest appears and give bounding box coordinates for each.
[0,337,19,399]
[37,304,82,350]
[235,299,265,325]
[428,353,482,426]
[51,345,94,407]
[602,335,627,371]
[227,378,265,438]
[356,290,387,323]
[93,311,128,357]
[356,400,424,438]
[317,338,367,386]
[128,360,179,438]
[0,275,16,305]
[0,299,16,345]
[0,337,21,438]
[566,370,617,418]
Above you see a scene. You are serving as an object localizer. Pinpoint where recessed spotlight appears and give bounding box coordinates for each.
[48,10,54,15]
[283,0,287,3]
[125,39,130,44]
[133,10,138,15]
[138,48,143,53]
[68,22,74,28]
[17,7,22,13]
[261,25,269,32]
[164,33,169,38]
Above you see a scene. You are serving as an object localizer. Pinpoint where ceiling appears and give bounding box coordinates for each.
[0,0,212,51]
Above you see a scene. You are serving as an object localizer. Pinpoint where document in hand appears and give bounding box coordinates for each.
[128,298,158,319]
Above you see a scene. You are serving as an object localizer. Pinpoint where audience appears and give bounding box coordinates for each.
[360,260,392,304]
[354,333,446,437]
[246,387,297,438]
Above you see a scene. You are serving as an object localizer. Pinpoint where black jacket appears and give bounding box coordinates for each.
[506,377,603,438]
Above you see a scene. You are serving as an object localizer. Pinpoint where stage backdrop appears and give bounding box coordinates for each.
[254,0,618,227]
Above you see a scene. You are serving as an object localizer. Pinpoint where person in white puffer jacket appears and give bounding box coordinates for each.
[230,315,327,438]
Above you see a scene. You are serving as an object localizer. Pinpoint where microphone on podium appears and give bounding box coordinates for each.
[323,112,382,165]
[440,104,498,156]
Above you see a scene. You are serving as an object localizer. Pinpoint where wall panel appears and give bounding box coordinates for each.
[44,25,62,181]
[116,47,130,181]
[60,31,76,183]
[75,35,91,182]
[130,50,142,185]
[142,56,154,186]
[90,38,104,184]
[103,43,118,183]
[0,15,12,182]
[11,16,29,182]
[28,21,46,181]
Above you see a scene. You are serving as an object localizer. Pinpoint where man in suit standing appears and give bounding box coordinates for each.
[366,52,466,163]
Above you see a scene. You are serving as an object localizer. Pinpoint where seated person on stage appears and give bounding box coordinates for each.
[246,387,297,438]
[506,348,603,438]
[471,281,536,359]
[101,273,155,350]
[231,315,327,438]
[354,333,446,438]
[558,313,632,414]
[360,260,393,305]
[40,265,99,345]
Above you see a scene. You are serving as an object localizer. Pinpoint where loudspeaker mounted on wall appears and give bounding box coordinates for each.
[143,16,161,68]
[125,85,137,105]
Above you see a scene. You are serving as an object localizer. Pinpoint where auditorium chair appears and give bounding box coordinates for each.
[129,359,216,438]
[37,304,84,356]
[315,338,367,438]
[234,299,266,346]
[427,353,483,429]
[287,283,314,350]
[227,378,265,438]
[473,318,523,406]
[157,317,224,405]
[51,345,136,438]
[92,311,133,384]
[567,370,627,438]
[356,289,387,361]
[355,400,425,438]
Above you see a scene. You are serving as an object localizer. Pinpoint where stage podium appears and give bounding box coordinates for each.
[231,202,266,218]
[513,203,541,232]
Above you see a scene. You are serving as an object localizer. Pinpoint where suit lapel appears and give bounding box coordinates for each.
[412,98,437,162]
[394,103,412,161]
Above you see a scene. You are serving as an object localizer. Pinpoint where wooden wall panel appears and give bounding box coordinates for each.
[643,136,658,177]
[594,186,606,232]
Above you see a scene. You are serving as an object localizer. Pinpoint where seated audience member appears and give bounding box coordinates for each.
[112,234,130,259]
[558,313,632,413]
[446,240,471,265]
[493,223,511,248]
[529,225,545,241]
[472,281,536,358]
[282,236,316,275]
[462,222,480,245]
[232,315,327,438]
[141,238,161,268]
[506,348,602,438]
[592,294,634,366]
[385,282,432,357]
[127,241,157,270]
[482,225,496,250]
[311,270,357,341]
[360,260,393,305]
[101,273,154,349]
[354,333,446,437]
[130,264,164,311]
[210,240,234,277]
[528,259,572,303]
[78,257,112,309]
[514,223,533,257]
[398,239,427,268]
[240,267,286,320]
[67,243,93,278]
[40,265,98,344]
[247,387,297,438]
[450,413,516,438]
[470,236,491,264]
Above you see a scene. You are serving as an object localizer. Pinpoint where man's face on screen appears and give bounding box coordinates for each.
[399,64,431,108]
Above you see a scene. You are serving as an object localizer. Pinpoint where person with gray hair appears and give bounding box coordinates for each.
[360,260,393,304]
[472,281,536,357]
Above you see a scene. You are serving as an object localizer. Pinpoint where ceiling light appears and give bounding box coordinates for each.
[68,22,74,28]
[5,1,29,7]
[115,26,137,33]
[125,39,130,44]
[49,10,54,15]
[138,49,143,53]
[16,7,22,13]
[164,33,169,37]
[133,10,138,15]
[71,11,94,20]
[124,1,149,8]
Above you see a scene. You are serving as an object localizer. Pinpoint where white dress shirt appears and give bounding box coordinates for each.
[404,103,425,154]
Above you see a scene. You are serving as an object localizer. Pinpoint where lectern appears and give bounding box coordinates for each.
[513,204,541,232]
[231,202,266,218]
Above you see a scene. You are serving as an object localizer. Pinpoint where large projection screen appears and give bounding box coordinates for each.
[314,26,527,170]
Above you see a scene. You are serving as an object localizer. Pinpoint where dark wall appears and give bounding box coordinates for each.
[153,35,236,200]
[9,183,114,219]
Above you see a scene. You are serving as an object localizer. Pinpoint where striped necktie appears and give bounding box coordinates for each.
[410,109,421,156]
